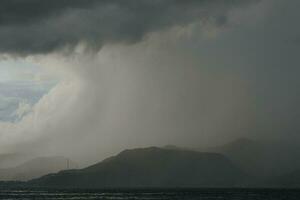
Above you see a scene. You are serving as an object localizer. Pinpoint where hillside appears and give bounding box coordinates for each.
[0,156,77,181]
[29,147,247,188]
[0,153,32,169]
[205,138,300,178]
[269,170,300,187]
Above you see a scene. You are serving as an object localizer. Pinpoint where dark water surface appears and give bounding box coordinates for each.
[0,188,299,200]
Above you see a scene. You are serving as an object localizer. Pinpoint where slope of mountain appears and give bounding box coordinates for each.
[269,170,300,187]
[205,138,300,179]
[0,153,32,169]
[29,147,247,188]
[0,156,77,181]
[205,138,267,177]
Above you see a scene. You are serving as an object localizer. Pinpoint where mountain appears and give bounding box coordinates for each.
[205,138,267,177]
[0,153,32,169]
[0,156,77,181]
[206,138,300,178]
[29,147,247,188]
[269,170,300,187]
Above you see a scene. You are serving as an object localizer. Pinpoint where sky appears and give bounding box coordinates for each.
[0,60,56,122]
[0,0,299,166]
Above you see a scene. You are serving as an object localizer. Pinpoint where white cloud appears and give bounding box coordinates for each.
[12,101,32,120]
[0,78,81,154]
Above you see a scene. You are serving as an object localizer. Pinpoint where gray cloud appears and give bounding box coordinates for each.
[0,0,258,55]
[2,0,300,168]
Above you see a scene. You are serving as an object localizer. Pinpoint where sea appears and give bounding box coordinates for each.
[0,188,299,200]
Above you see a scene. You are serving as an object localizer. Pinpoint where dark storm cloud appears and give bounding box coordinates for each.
[1,0,300,167]
[0,0,258,55]
[0,0,99,26]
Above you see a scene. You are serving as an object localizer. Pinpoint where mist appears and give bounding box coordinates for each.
[0,0,299,167]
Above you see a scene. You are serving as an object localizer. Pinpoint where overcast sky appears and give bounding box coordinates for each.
[0,0,299,166]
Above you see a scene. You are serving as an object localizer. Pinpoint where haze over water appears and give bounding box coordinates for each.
[0,0,300,197]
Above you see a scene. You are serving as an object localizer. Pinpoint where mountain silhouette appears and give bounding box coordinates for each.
[0,156,77,181]
[0,153,32,169]
[205,138,300,179]
[29,147,247,188]
[269,170,300,187]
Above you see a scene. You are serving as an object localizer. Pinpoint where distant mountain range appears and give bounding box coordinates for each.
[204,138,300,179]
[0,153,32,169]
[29,147,247,188]
[270,170,300,187]
[0,156,77,181]
[1,138,300,188]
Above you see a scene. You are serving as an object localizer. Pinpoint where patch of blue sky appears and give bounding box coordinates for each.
[0,59,58,122]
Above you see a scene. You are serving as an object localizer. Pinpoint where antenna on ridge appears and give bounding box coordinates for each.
[67,158,69,169]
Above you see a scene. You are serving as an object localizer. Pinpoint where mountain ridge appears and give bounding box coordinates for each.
[0,156,77,181]
[29,147,248,188]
